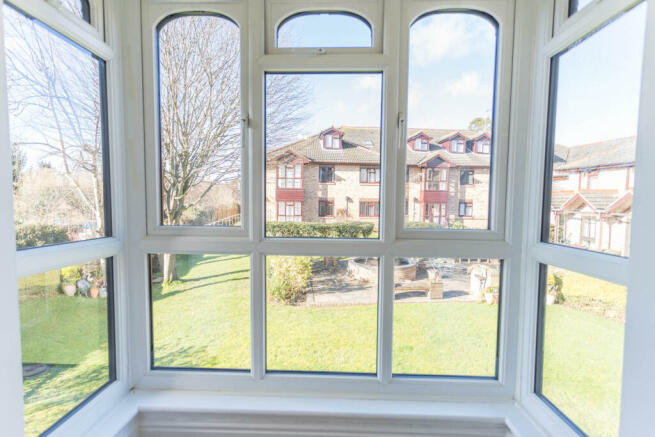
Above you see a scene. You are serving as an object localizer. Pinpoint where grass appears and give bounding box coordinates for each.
[19,254,626,437]
[18,272,110,437]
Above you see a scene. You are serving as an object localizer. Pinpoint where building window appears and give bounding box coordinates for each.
[360,167,380,183]
[425,168,447,191]
[460,170,474,185]
[425,203,447,225]
[541,3,645,257]
[277,164,303,189]
[5,3,111,248]
[318,199,334,217]
[278,201,302,222]
[277,12,373,48]
[3,5,116,435]
[158,13,242,227]
[477,140,490,153]
[414,137,428,151]
[459,202,473,217]
[452,139,465,153]
[324,134,341,149]
[359,201,379,217]
[319,166,335,183]
[581,217,596,242]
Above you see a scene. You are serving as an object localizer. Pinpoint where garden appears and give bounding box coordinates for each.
[20,254,625,437]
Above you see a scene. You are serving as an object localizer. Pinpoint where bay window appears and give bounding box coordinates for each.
[0,0,654,436]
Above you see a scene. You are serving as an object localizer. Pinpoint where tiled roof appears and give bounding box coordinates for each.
[580,192,625,211]
[266,127,492,167]
[551,192,574,210]
[558,191,631,213]
[554,136,635,170]
[267,128,637,170]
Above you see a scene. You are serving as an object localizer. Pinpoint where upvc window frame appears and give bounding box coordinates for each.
[141,2,250,238]
[265,0,383,55]
[396,0,514,241]
[0,0,130,435]
[130,0,519,402]
[516,0,655,435]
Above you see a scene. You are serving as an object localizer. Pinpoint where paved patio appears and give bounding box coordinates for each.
[303,259,480,306]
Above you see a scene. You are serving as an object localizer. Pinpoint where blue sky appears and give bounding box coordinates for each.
[554,3,647,146]
[273,7,647,147]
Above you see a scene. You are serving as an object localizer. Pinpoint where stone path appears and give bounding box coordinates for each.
[302,259,480,306]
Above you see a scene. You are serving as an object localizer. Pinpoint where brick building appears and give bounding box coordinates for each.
[266,126,492,229]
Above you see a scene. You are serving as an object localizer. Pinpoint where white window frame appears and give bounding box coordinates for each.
[516,0,655,435]
[265,0,383,55]
[396,1,513,241]
[0,0,130,435]
[141,2,250,238]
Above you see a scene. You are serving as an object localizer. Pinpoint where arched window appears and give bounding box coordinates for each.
[404,11,497,231]
[156,14,242,227]
[277,12,372,48]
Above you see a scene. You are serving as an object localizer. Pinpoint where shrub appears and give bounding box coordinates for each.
[547,273,565,304]
[267,256,312,304]
[15,224,68,249]
[484,286,498,294]
[60,266,82,284]
[266,222,374,239]
[406,221,442,229]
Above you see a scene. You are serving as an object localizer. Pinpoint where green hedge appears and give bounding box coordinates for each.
[266,221,374,238]
[406,221,465,229]
[15,224,69,249]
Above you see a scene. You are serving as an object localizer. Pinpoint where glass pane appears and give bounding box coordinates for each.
[543,4,646,257]
[277,12,372,48]
[149,254,251,370]
[404,12,496,230]
[158,14,242,227]
[392,258,500,376]
[265,73,382,239]
[4,5,110,249]
[19,258,113,436]
[569,0,595,15]
[537,265,626,436]
[58,0,91,23]
[266,255,378,373]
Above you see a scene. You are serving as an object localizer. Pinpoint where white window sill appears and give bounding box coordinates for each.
[78,390,549,436]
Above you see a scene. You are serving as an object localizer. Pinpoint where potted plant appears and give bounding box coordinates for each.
[484,286,499,305]
[546,273,565,305]
[89,263,104,299]
[60,266,82,296]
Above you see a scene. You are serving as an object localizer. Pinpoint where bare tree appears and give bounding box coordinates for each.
[158,15,309,282]
[5,7,106,236]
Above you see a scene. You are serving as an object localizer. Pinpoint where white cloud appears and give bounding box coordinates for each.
[356,75,380,90]
[445,72,488,96]
[409,14,495,67]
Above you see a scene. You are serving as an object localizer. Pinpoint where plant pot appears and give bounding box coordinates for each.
[62,283,76,296]
[89,286,99,299]
[546,293,556,305]
[484,292,498,305]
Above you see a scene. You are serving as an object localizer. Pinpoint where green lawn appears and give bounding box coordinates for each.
[18,272,110,437]
[20,254,625,437]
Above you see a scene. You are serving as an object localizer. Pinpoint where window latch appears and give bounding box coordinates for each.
[241,114,249,148]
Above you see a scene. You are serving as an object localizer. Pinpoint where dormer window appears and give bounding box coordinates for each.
[322,130,343,150]
[452,139,465,153]
[408,133,431,151]
[476,139,490,153]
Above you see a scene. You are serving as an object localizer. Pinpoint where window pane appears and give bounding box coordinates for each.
[569,0,595,15]
[158,14,241,227]
[542,5,646,257]
[4,5,110,249]
[149,254,251,370]
[19,258,114,436]
[58,0,91,23]
[392,258,500,376]
[277,12,372,48]
[405,12,496,230]
[265,73,382,239]
[266,256,377,373]
[536,265,626,436]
